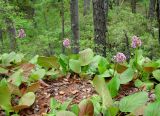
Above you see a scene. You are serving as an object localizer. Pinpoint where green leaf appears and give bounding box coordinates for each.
[153,70,160,82]
[134,79,154,90]
[0,79,12,111]
[105,106,119,116]
[60,99,72,110]
[56,111,76,116]
[108,76,120,97]
[119,68,134,84]
[90,95,101,115]
[155,84,160,101]
[19,92,35,106]
[37,56,60,68]
[98,57,108,74]
[0,67,8,74]
[71,104,79,116]
[144,101,160,116]
[93,76,113,108]
[8,69,23,86]
[119,91,148,112]
[69,59,81,73]
[30,69,46,81]
[79,48,94,66]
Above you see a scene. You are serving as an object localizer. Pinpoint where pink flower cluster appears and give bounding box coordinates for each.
[17,29,26,38]
[63,38,70,48]
[131,36,142,48]
[114,52,126,63]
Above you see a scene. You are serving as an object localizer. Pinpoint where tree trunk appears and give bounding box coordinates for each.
[157,0,160,45]
[61,0,65,53]
[124,31,131,62]
[131,0,136,13]
[148,0,156,19]
[92,0,107,57]
[83,0,91,16]
[70,0,80,54]
[5,18,17,51]
[0,29,3,46]
[104,0,109,17]
[115,0,120,6]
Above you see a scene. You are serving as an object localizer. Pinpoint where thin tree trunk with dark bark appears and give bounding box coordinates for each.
[70,0,80,54]
[5,18,17,51]
[61,0,65,53]
[149,0,156,19]
[83,0,91,16]
[131,0,136,13]
[0,29,3,46]
[157,0,160,45]
[124,30,131,62]
[115,0,120,6]
[92,0,107,57]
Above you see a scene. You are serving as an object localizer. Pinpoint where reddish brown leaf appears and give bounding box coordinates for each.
[26,81,41,93]
[20,63,35,78]
[116,64,128,74]
[79,100,94,116]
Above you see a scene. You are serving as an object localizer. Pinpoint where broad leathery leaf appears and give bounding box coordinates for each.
[134,79,154,90]
[30,69,46,81]
[60,98,72,110]
[105,106,119,116]
[93,76,113,108]
[79,48,94,66]
[8,69,23,86]
[0,67,8,74]
[152,70,160,82]
[7,82,21,96]
[69,59,81,73]
[116,64,128,74]
[143,61,159,72]
[26,81,40,93]
[78,99,94,116]
[155,84,160,101]
[108,75,120,97]
[1,52,16,66]
[56,111,76,116]
[90,95,101,115]
[19,92,35,106]
[71,104,79,116]
[119,91,148,112]
[37,56,60,68]
[98,70,112,78]
[98,57,108,74]
[119,68,135,84]
[0,79,12,111]
[144,101,160,116]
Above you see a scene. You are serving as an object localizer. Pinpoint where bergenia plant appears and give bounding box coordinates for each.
[131,36,142,49]
[63,38,70,48]
[113,52,126,63]
[131,36,142,69]
[17,29,26,38]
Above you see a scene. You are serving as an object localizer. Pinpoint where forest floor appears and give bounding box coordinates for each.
[0,75,156,116]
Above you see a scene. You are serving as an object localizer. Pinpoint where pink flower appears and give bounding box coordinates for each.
[114,52,126,63]
[63,38,70,48]
[131,36,142,48]
[17,29,26,38]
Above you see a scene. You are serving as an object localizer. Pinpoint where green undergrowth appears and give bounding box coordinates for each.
[0,48,160,116]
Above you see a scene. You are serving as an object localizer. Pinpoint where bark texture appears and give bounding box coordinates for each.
[149,0,156,18]
[131,0,136,13]
[70,0,80,54]
[83,0,91,16]
[5,18,17,51]
[157,0,160,44]
[92,0,107,56]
